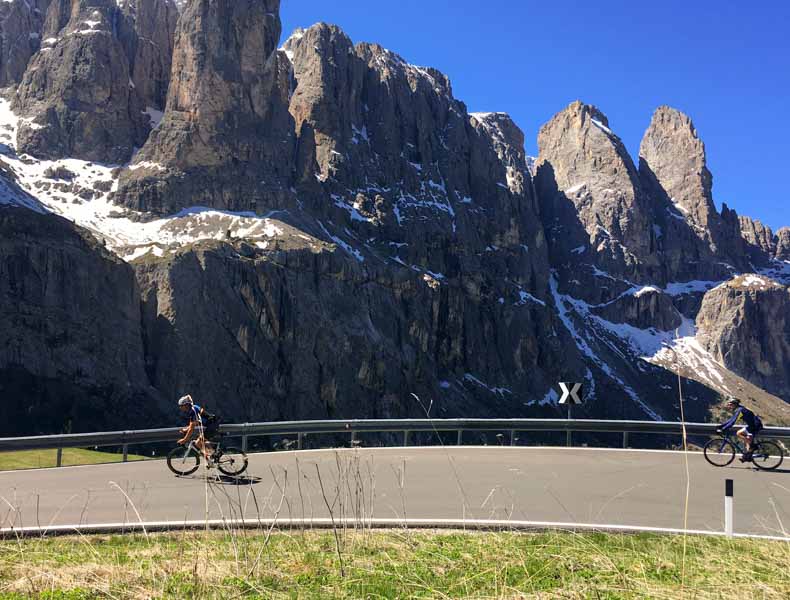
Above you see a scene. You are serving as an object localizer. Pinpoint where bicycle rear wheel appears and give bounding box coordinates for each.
[703,437,736,467]
[215,447,248,476]
[167,446,201,476]
[752,441,784,471]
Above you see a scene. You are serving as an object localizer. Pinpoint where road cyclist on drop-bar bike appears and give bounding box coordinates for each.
[167,394,248,477]
[703,397,783,470]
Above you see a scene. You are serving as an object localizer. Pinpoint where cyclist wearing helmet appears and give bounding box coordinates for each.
[177,394,220,461]
[718,397,763,461]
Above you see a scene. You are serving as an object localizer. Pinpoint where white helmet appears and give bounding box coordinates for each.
[178,395,193,406]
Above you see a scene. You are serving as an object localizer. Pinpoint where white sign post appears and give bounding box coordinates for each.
[559,382,584,446]
[559,382,583,413]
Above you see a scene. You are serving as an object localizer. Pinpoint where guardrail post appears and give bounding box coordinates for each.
[122,444,129,463]
[56,448,63,468]
[566,430,572,447]
[510,430,517,446]
[350,431,357,446]
[457,430,463,445]
[298,432,304,450]
[623,432,629,449]
[241,423,249,452]
[403,430,409,446]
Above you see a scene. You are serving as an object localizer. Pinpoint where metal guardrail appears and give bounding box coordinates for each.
[2,419,790,467]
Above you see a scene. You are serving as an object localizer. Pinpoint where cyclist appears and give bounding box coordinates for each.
[176,395,220,462]
[717,397,763,462]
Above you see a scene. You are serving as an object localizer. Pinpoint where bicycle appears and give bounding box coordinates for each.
[166,434,248,477]
[703,430,784,470]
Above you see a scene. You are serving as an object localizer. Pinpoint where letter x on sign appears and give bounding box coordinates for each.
[559,382,583,405]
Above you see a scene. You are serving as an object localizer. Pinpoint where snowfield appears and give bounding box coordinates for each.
[0,98,292,262]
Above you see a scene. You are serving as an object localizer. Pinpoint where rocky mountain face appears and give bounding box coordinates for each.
[11,0,176,163]
[696,276,790,400]
[0,202,164,436]
[535,101,658,295]
[639,107,748,282]
[1,0,788,435]
[0,0,50,87]
[114,0,294,215]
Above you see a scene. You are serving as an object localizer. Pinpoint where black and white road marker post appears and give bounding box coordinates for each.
[725,479,734,538]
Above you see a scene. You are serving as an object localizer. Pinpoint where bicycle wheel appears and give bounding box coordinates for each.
[167,446,201,476]
[703,437,736,467]
[752,441,784,471]
[215,447,248,476]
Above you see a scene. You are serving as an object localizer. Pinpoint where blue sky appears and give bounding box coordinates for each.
[282,0,790,231]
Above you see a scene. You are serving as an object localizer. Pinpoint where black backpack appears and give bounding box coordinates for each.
[201,409,219,426]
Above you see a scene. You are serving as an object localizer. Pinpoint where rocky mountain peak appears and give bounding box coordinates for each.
[637,106,753,280]
[639,106,720,239]
[114,0,295,215]
[283,20,548,281]
[280,25,305,60]
[535,100,655,277]
[740,215,776,259]
[776,228,790,261]
[470,113,526,166]
[286,22,362,185]
[470,112,530,196]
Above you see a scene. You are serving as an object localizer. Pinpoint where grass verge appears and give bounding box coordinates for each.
[0,448,148,471]
[0,530,788,598]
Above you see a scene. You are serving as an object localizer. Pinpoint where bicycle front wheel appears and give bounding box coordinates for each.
[752,441,784,471]
[703,437,736,467]
[215,447,248,476]
[167,446,201,476]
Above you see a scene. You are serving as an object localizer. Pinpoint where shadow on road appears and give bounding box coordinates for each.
[719,465,790,474]
[209,474,263,486]
[174,474,263,485]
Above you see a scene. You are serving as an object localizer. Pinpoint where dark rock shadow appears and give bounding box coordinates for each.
[534,159,647,303]
[638,158,744,281]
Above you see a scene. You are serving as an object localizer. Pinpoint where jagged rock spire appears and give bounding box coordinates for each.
[639,106,720,237]
[535,100,655,274]
[114,0,295,215]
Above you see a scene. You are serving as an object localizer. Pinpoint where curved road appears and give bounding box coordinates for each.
[1,447,789,538]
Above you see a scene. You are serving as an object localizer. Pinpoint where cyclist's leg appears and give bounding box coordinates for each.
[747,431,757,453]
[750,427,762,453]
[203,433,215,458]
[195,428,211,461]
[736,428,753,456]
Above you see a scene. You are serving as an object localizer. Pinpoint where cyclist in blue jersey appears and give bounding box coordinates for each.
[718,397,763,462]
[177,395,220,461]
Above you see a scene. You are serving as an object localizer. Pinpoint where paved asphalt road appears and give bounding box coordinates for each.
[1,447,789,536]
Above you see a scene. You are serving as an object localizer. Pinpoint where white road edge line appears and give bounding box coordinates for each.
[2,518,788,541]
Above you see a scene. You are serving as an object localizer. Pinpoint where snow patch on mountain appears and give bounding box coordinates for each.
[0,98,295,261]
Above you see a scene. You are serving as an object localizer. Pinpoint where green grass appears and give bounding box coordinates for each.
[0,448,148,471]
[1,530,788,598]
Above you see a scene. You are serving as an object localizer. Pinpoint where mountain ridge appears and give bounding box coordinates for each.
[0,0,788,435]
